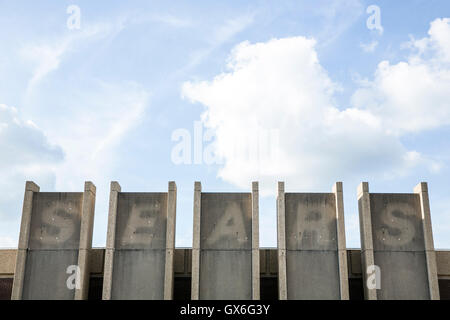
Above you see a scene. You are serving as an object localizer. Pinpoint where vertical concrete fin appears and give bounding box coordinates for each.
[191,181,202,300]
[333,182,349,300]
[196,184,253,299]
[277,181,287,300]
[251,181,260,300]
[414,182,440,300]
[357,182,377,300]
[11,181,40,300]
[75,181,96,300]
[359,182,436,300]
[164,181,177,300]
[102,181,121,300]
[104,183,173,300]
[15,183,87,300]
[283,184,344,299]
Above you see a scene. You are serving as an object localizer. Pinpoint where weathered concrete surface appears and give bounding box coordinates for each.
[251,182,260,300]
[370,194,424,252]
[111,250,166,299]
[369,193,430,299]
[333,182,349,300]
[2,248,450,300]
[199,251,252,299]
[191,182,201,300]
[284,193,340,299]
[115,193,167,250]
[414,182,440,299]
[199,193,252,300]
[200,194,252,250]
[110,193,168,299]
[373,251,429,299]
[0,250,16,276]
[102,181,121,300]
[286,251,340,299]
[22,192,83,299]
[357,182,377,300]
[285,194,337,251]
[23,250,78,300]
[276,182,287,300]
[29,193,83,250]
[164,182,177,299]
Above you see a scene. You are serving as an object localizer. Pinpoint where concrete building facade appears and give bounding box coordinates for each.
[0,181,448,300]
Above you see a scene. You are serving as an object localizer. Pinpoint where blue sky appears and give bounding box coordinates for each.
[1,0,450,249]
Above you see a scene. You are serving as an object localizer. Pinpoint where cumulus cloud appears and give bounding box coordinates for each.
[182,36,436,194]
[352,18,450,135]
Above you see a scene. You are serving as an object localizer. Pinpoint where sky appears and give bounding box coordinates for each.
[1,0,450,249]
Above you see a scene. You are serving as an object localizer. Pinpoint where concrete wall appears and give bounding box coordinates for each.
[278,182,348,300]
[191,182,259,300]
[2,248,450,300]
[102,182,176,300]
[2,180,447,300]
[358,182,440,300]
[285,193,340,299]
[11,182,96,300]
[199,193,252,299]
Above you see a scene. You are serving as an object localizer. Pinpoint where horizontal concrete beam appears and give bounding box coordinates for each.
[1,248,450,277]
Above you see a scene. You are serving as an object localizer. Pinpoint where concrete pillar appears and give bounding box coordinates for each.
[102,182,176,300]
[357,182,377,300]
[12,181,96,300]
[75,182,96,300]
[279,182,348,299]
[164,181,177,300]
[192,182,255,299]
[102,181,121,300]
[333,182,349,300]
[414,182,440,300]
[11,181,40,300]
[277,182,287,300]
[358,182,438,300]
[191,181,202,300]
[251,181,260,300]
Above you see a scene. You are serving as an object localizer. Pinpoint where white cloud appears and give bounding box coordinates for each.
[0,104,63,247]
[0,104,63,167]
[352,18,450,135]
[182,36,432,195]
[407,18,450,63]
